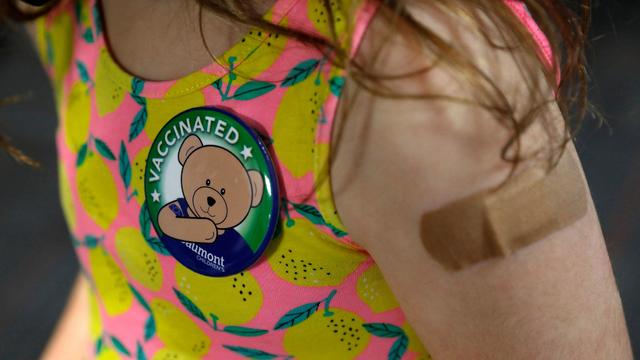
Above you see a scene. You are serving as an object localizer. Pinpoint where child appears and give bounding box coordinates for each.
[7,0,632,358]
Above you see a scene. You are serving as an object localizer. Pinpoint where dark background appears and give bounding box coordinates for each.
[0,1,639,359]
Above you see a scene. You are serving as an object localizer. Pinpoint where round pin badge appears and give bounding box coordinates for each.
[144,107,279,277]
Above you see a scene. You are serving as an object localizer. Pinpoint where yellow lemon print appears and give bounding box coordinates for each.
[45,12,74,88]
[115,227,163,291]
[63,81,91,153]
[130,146,149,205]
[88,246,133,316]
[266,218,366,286]
[152,348,200,360]
[356,264,400,313]
[308,0,352,44]
[273,71,330,178]
[225,13,289,85]
[76,151,119,230]
[89,288,102,339]
[174,263,263,325]
[283,307,370,359]
[150,298,211,357]
[145,79,206,140]
[96,347,122,360]
[57,161,76,231]
[95,48,133,117]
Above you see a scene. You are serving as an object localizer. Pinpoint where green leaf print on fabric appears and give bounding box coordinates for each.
[131,77,145,95]
[110,335,131,356]
[72,234,103,249]
[285,200,348,238]
[93,3,102,36]
[329,75,345,97]
[119,141,132,189]
[222,326,269,337]
[128,283,157,343]
[139,202,151,239]
[119,141,138,201]
[232,81,276,100]
[281,59,320,87]
[82,28,94,43]
[129,78,147,142]
[94,138,116,160]
[362,323,405,338]
[274,290,336,330]
[128,284,151,312]
[274,301,321,330]
[222,345,283,359]
[136,342,147,360]
[95,337,103,355]
[327,223,348,238]
[389,335,409,360]
[173,288,208,323]
[363,323,410,360]
[139,202,170,255]
[129,107,148,142]
[76,142,88,166]
[84,235,101,248]
[76,60,92,86]
[291,203,325,225]
[144,314,156,341]
[73,1,83,24]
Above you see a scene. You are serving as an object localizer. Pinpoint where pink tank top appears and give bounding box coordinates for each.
[33,0,551,358]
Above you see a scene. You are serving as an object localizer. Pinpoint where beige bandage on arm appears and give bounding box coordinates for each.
[420,148,588,271]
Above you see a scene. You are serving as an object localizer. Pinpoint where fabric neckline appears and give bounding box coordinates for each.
[93,0,298,99]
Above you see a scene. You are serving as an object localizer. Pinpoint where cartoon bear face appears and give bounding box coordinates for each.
[179,134,264,230]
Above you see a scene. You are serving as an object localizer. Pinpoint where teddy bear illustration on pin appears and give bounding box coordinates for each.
[158,134,264,244]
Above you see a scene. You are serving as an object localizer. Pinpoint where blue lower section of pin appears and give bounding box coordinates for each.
[162,227,255,276]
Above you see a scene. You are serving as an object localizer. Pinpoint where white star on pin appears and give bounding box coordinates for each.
[240,145,253,160]
[151,189,161,203]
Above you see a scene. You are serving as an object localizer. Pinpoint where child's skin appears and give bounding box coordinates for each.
[35,0,632,359]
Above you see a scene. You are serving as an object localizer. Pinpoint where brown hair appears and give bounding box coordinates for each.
[2,0,592,185]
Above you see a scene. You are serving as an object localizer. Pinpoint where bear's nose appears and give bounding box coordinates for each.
[207,196,216,207]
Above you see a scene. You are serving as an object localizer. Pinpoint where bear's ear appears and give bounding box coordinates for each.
[178,134,203,165]
[248,170,264,207]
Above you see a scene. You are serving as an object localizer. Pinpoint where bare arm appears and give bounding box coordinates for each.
[40,273,90,360]
[332,4,631,359]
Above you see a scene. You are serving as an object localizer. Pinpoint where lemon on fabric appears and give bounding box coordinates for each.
[89,288,102,339]
[57,162,77,231]
[97,347,122,360]
[89,246,133,316]
[266,218,366,286]
[356,264,400,313]
[225,12,289,86]
[95,48,133,117]
[130,146,149,205]
[76,151,119,230]
[174,263,263,325]
[283,307,370,359]
[64,81,91,153]
[402,321,432,359]
[152,348,201,360]
[115,227,163,291]
[308,0,352,42]
[150,298,211,357]
[38,12,73,87]
[145,76,207,140]
[272,71,330,178]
